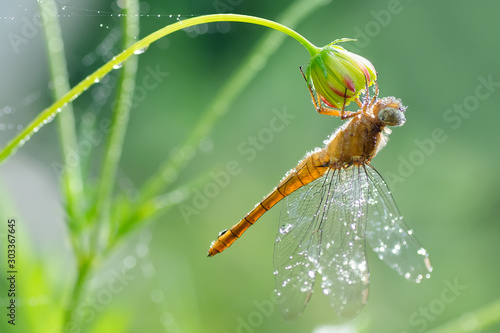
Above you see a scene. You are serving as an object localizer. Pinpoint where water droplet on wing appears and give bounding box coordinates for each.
[279,223,293,235]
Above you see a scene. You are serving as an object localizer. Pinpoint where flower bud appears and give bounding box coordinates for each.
[304,39,377,109]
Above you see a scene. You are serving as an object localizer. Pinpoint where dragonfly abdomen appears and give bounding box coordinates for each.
[208,150,329,257]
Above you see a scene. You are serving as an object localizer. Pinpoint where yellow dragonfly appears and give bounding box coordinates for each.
[208,82,432,320]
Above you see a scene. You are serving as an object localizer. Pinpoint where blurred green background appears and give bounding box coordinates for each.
[1,0,500,332]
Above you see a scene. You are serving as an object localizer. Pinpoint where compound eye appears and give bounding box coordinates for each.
[378,107,406,126]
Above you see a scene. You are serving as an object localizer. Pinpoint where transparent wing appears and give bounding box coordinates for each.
[274,167,370,320]
[317,167,370,318]
[364,164,432,282]
[274,171,329,320]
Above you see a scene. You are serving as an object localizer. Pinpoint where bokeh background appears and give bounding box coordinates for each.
[1,0,500,332]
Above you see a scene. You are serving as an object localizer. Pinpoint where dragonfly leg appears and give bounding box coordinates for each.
[363,79,370,107]
[300,66,360,120]
[369,81,379,107]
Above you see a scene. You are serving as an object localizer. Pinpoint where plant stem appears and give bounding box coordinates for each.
[0,13,320,164]
[39,0,84,225]
[63,256,93,329]
[136,0,327,207]
[93,0,140,251]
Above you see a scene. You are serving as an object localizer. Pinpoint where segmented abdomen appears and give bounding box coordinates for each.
[208,150,329,256]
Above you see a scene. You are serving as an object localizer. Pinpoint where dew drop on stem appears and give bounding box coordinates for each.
[134,45,149,55]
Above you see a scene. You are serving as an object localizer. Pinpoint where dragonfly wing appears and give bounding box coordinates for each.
[274,170,330,320]
[364,165,432,282]
[274,167,371,320]
[317,167,370,318]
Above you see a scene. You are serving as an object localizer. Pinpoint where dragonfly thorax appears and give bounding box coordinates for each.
[325,96,407,168]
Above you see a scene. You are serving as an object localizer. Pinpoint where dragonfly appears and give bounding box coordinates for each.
[208,81,432,320]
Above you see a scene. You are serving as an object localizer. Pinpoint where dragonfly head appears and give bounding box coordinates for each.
[374,96,407,127]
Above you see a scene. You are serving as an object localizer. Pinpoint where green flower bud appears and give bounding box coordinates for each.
[305,39,377,109]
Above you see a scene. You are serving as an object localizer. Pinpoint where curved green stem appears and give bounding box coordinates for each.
[110,0,329,245]
[0,14,319,164]
[137,0,325,206]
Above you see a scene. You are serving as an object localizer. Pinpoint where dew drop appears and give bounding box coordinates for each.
[123,255,136,268]
[142,261,155,278]
[199,137,214,153]
[279,223,293,235]
[134,45,148,54]
[417,247,428,256]
[113,61,124,69]
[136,244,149,258]
[150,289,164,303]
